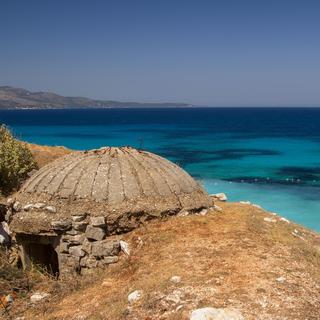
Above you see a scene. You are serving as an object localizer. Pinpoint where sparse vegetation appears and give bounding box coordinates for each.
[0,125,37,195]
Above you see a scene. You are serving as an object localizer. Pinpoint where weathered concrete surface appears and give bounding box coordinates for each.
[10,146,211,234]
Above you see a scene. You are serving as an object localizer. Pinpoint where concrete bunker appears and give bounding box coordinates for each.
[8,146,212,277]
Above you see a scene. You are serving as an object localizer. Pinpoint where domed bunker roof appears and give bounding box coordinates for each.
[11,147,211,234]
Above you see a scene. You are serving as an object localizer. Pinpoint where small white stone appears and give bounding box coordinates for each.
[120,240,130,255]
[128,290,142,304]
[239,201,251,205]
[170,276,181,283]
[252,204,262,209]
[45,206,57,213]
[23,204,34,211]
[34,202,46,209]
[199,209,208,216]
[280,217,290,223]
[13,201,22,212]
[263,217,276,223]
[276,276,286,283]
[30,292,50,303]
[178,210,189,216]
[213,204,223,212]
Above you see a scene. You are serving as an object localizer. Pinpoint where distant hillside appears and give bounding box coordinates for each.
[0,86,190,109]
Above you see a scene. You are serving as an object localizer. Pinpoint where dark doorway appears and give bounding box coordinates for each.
[27,243,59,277]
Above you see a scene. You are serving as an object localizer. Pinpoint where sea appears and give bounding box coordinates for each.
[1,107,320,231]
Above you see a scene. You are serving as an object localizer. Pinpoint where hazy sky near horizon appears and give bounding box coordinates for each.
[1,0,320,106]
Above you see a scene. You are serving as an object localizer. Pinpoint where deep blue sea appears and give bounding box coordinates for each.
[1,107,320,231]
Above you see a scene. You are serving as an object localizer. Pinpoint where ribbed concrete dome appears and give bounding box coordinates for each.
[22,146,206,201]
[14,147,211,228]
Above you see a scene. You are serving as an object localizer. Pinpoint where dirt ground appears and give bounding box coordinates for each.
[6,201,319,320]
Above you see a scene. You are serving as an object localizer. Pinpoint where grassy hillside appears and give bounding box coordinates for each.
[0,86,189,109]
[5,202,319,320]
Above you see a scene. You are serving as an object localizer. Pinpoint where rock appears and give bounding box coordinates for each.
[82,238,92,253]
[69,245,85,257]
[239,201,251,205]
[85,225,106,241]
[190,307,244,320]
[177,210,189,216]
[66,229,81,236]
[280,217,290,223]
[213,204,223,212]
[291,229,305,240]
[128,290,142,304]
[0,222,10,244]
[165,289,182,305]
[276,276,286,283]
[120,240,130,255]
[73,221,88,231]
[30,292,50,303]
[59,242,69,253]
[212,193,227,202]
[263,217,276,223]
[23,204,34,211]
[101,256,119,265]
[5,294,14,304]
[252,204,262,209]
[199,209,208,216]
[170,275,181,283]
[45,206,57,213]
[71,213,87,222]
[34,202,46,209]
[2,222,10,235]
[91,240,120,257]
[7,198,14,205]
[80,256,98,268]
[13,201,22,212]
[51,220,71,231]
[90,216,106,227]
[63,234,85,245]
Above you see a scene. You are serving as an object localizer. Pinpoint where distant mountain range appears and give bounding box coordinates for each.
[0,86,190,109]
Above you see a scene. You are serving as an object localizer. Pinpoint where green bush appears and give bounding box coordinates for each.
[0,125,37,195]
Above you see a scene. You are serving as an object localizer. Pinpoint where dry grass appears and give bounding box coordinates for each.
[27,143,72,168]
[15,202,320,320]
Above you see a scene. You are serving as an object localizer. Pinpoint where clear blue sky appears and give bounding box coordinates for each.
[1,0,319,106]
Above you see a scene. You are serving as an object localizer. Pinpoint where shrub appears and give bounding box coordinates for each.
[0,125,37,195]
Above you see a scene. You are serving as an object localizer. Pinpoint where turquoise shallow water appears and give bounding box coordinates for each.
[1,107,320,231]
